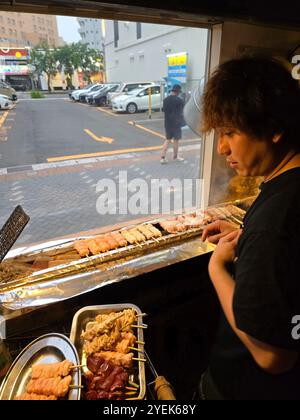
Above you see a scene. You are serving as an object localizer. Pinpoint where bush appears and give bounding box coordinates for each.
[30,91,45,99]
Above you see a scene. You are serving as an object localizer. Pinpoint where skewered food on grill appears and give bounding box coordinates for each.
[120,230,138,245]
[74,240,90,258]
[146,224,162,238]
[26,375,72,398]
[31,360,74,379]
[223,204,246,219]
[159,220,186,233]
[110,231,128,247]
[136,225,155,240]
[14,393,57,400]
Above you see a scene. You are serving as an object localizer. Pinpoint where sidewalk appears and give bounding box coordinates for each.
[0,145,202,246]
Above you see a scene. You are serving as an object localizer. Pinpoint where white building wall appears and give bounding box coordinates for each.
[104,21,208,89]
[78,18,103,50]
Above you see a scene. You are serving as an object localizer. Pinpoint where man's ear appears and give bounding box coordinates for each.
[272,133,283,144]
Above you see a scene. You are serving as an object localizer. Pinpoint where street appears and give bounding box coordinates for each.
[0,95,202,246]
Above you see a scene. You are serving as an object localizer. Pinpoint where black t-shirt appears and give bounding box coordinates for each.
[209,168,300,400]
[163,95,184,130]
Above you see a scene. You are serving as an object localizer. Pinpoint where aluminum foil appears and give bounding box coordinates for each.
[0,198,251,316]
[0,237,215,313]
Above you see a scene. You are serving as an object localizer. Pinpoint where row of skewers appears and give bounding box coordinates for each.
[158,205,245,234]
[74,224,162,258]
[14,360,82,400]
[81,308,147,400]
[0,205,245,285]
[74,205,245,258]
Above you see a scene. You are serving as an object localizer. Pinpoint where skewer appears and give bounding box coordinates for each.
[136,313,147,317]
[129,346,144,353]
[128,380,139,388]
[126,386,138,391]
[126,391,138,396]
[133,357,147,363]
[136,340,145,345]
[71,364,84,369]
[132,324,148,329]
[69,385,84,389]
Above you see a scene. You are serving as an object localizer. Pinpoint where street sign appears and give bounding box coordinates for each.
[167,52,188,85]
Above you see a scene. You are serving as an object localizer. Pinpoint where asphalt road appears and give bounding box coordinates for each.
[0,96,199,169]
[0,97,203,247]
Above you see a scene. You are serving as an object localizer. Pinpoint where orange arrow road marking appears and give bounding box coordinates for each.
[84,129,114,144]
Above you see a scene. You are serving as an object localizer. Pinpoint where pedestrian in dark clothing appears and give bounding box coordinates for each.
[161,84,185,164]
[191,56,300,400]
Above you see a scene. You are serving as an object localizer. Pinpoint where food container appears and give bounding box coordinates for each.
[70,303,146,400]
[0,333,81,400]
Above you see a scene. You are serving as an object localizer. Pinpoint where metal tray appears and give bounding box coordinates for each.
[70,304,146,400]
[0,333,81,400]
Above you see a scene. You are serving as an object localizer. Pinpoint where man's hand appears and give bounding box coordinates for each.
[202,220,240,244]
[209,229,242,275]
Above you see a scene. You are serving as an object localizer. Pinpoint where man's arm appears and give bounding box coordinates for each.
[209,258,298,374]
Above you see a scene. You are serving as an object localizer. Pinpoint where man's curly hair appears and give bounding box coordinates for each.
[202,56,300,150]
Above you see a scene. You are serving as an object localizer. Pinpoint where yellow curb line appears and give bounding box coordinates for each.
[128,120,165,139]
[0,111,9,130]
[96,106,118,117]
[47,145,164,162]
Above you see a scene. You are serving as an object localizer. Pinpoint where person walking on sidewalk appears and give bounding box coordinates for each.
[160,84,185,164]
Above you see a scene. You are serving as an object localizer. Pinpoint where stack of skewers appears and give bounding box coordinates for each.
[80,308,147,400]
[14,360,82,400]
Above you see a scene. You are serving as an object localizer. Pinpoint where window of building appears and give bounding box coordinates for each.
[136,22,142,39]
[113,20,119,48]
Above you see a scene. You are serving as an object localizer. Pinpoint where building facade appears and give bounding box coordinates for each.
[77,18,103,50]
[103,21,208,93]
[0,12,61,48]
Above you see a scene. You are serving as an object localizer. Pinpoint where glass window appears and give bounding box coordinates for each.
[0,12,209,247]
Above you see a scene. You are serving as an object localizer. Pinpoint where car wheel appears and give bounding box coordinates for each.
[126,103,138,114]
[99,97,107,106]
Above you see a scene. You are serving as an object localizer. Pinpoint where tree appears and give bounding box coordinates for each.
[29,42,59,92]
[60,43,103,84]
[30,42,104,91]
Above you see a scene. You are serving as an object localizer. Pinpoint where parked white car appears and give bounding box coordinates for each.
[107,81,154,107]
[0,94,13,110]
[112,85,162,114]
[71,84,102,101]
